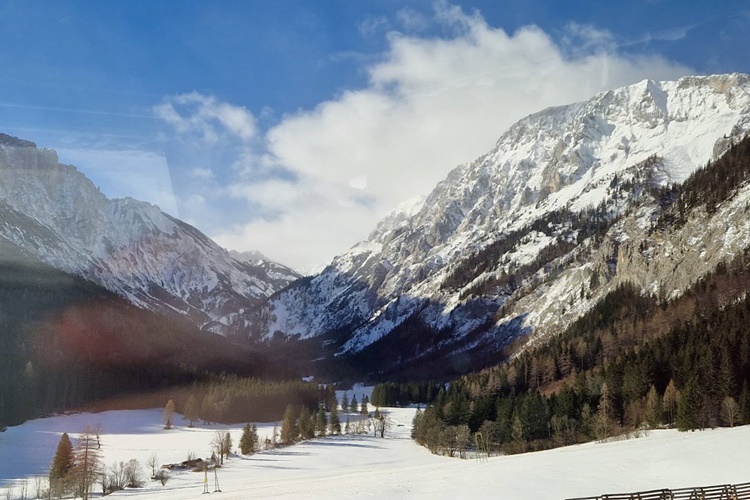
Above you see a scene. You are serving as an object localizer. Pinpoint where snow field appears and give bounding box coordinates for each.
[2,404,750,499]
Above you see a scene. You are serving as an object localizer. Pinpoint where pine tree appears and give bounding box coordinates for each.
[360,398,368,415]
[579,403,593,437]
[329,405,341,435]
[240,424,259,455]
[183,395,200,427]
[49,432,74,482]
[315,407,327,437]
[718,346,736,398]
[739,381,750,425]
[341,393,349,413]
[223,432,232,458]
[511,412,525,452]
[280,404,298,445]
[594,383,611,441]
[663,379,678,426]
[676,377,702,431]
[644,385,662,428]
[344,415,351,434]
[299,406,314,440]
[350,395,358,414]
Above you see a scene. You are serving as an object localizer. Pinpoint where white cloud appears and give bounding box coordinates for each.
[154,92,257,143]
[396,7,429,33]
[190,167,214,180]
[358,16,389,37]
[158,4,692,271]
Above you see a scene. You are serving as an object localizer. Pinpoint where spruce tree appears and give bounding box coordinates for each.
[299,406,314,440]
[223,432,232,458]
[329,405,341,435]
[739,381,750,425]
[341,393,349,413]
[644,384,662,428]
[280,404,298,445]
[350,395,358,414]
[676,377,702,431]
[49,432,74,482]
[316,407,327,437]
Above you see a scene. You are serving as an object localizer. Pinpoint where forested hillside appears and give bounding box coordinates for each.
[409,135,750,456]
[0,254,297,428]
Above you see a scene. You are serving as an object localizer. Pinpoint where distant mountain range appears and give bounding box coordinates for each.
[0,134,299,333]
[3,74,750,381]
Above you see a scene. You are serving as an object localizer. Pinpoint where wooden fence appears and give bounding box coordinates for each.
[567,481,750,500]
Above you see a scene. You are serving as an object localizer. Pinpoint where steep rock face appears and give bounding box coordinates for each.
[246,74,750,370]
[0,142,299,330]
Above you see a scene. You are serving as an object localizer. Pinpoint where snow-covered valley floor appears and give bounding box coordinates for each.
[2,407,749,499]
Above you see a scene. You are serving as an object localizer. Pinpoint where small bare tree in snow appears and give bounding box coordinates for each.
[146,452,159,479]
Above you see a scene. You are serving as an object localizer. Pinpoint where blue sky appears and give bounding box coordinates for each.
[1,1,749,271]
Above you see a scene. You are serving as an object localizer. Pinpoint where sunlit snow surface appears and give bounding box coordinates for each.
[2,406,749,499]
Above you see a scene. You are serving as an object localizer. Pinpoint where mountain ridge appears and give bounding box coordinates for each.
[0,140,299,332]
[240,73,750,377]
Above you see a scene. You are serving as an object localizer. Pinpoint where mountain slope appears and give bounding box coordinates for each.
[0,253,290,427]
[0,136,299,332]
[243,74,750,377]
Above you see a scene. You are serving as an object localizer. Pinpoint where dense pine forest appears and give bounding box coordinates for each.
[406,136,750,456]
[412,262,750,456]
[166,376,335,424]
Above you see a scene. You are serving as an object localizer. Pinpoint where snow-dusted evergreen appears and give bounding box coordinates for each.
[245,74,750,367]
[0,137,299,331]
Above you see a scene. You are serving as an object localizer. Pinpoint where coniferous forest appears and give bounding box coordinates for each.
[0,256,303,428]
[408,136,750,456]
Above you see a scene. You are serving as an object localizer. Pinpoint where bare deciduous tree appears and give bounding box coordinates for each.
[124,459,145,488]
[146,452,159,479]
[92,423,103,449]
[72,426,103,500]
[211,431,232,465]
[108,461,127,492]
[721,396,740,427]
[371,408,391,438]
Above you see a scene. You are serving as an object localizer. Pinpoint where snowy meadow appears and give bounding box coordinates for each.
[2,402,750,499]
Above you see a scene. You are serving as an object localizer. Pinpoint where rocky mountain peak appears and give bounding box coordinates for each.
[0,137,300,332]
[0,132,36,148]
[244,73,750,376]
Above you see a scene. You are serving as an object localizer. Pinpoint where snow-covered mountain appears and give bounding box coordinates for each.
[242,74,750,374]
[0,134,299,331]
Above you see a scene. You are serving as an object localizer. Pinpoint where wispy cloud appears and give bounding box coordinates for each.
[154,92,257,144]
[0,102,151,119]
[358,16,390,37]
